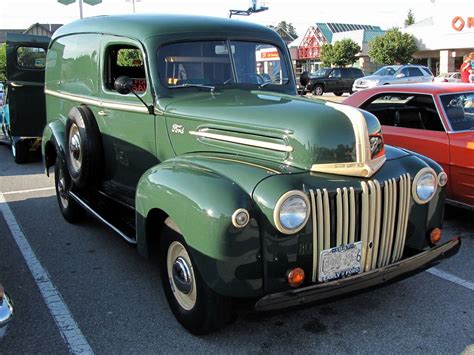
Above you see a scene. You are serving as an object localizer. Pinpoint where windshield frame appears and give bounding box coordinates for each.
[155,38,293,93]
[438,91,474,133]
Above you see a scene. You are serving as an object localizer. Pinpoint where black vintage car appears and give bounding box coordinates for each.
[301,67,364,96]
[1,33,49,163]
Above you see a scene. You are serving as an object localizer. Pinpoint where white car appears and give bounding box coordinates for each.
[434,72,462,83]
[353,65,434,92]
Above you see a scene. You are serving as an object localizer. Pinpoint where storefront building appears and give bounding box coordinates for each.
[403,5,474,76]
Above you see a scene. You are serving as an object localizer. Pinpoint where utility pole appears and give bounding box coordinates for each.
[126,0,142,14]
[78,0,83,18]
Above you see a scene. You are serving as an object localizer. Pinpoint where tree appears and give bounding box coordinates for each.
[0,43,6,83]
[368,28,418,65]
[269,21,298,40]
[320,39,360,67]
[404,9,416,27]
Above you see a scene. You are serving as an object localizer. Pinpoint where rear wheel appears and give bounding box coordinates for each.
[313,85,324,96]
[65,106,102,189]
[55,157,85,223]
[12,139,28,164]
[159,218,232,334]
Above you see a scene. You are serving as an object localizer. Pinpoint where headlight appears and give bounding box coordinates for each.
[273,191,310,234]
[412,168,437,204]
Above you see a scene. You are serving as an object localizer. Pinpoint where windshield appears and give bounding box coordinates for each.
[311,68,332,77]
[440,92,474,131]
[157,40,290,89]
[373,66,398,76]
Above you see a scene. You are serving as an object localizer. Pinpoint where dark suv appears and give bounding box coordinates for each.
[302,67,364,96]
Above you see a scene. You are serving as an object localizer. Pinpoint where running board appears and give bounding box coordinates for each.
[69,191,137,244]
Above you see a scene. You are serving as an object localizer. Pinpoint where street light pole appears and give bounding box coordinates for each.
[78,0,83,18]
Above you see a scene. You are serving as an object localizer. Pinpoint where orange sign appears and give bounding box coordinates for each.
[452,16,474,31]
[261,51,280,59]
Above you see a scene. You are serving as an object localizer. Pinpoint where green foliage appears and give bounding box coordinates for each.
[117,48,142,67]
[0,43,6,83]
[404,9,416,27]
[320,39,360,67]
[320,43,334,67]
[269,21,298,40]
[368,28,418,65]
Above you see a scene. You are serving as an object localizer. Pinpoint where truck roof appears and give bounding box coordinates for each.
[52,14,279,42]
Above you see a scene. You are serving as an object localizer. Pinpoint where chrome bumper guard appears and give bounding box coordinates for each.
[255,237,461,312]
[0,290,14,338]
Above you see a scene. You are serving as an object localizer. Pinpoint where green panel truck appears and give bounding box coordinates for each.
[41,14,460,334]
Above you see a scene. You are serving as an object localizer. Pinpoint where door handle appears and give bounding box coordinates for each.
[11,82,24,88]
[98,110,109,116]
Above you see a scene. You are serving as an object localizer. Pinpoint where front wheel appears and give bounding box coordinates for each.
[159,218,232,334]
[313,85,324,96]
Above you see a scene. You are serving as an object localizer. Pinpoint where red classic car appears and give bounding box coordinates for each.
[344,83,474,210]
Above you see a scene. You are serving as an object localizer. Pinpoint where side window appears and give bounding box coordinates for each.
[105,45,147,93]
[400,68,410,77]
[408,67,423,77]
[16,47,46,69]
[329,69,341,78]
[361,93,444,131]
[341,69,350,78]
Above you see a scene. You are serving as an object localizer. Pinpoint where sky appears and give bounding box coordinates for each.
[0,0,471,39]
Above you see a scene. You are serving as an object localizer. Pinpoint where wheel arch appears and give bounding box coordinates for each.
[42,119,66,176]
[135,158,264,298]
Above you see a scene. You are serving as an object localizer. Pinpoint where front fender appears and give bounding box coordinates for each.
[135,156,267,298]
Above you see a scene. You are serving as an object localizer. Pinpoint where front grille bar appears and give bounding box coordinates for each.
[310,173,412,282]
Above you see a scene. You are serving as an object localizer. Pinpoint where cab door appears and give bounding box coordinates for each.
[97,35,158,206]
[6,33,50,137]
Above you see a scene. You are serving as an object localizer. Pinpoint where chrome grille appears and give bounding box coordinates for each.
[310,173,411,282]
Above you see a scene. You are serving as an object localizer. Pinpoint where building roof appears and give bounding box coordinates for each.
[0,23,62,43]
[363,29,386,43]
[25,23,63,34]
[316,23,382,43]
[405,17,434,28]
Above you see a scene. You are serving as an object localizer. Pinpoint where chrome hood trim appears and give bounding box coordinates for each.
[311,102,386,178]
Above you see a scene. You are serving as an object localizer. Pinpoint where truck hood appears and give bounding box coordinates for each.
[161,89,386,178]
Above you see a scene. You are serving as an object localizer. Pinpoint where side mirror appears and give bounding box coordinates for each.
[300,71,310,87]
[396,73,405,78]
[114,76,133,95]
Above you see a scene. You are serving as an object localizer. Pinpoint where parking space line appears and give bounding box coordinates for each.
[0,192,94,354]
[2,187,55,195]
[426,267,474,291]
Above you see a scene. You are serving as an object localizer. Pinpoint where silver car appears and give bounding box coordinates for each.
[353,65,434,92]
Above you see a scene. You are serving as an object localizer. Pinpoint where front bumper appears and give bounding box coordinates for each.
[255,237,460,312]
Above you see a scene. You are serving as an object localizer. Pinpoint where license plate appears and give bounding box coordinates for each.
[318,242,362,282]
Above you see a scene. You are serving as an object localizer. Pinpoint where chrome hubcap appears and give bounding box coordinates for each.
[68,124,82,173]
[167,241,196,310]
[57,168,69,208]
[172,256,193,294]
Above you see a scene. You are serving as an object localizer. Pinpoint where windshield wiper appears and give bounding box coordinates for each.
[170,83,215,92]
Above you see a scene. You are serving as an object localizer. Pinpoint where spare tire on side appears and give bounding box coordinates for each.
[65,106,102,189]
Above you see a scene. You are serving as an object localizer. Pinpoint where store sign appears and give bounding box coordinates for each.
[452,16,474,32]
[261,51,279,60]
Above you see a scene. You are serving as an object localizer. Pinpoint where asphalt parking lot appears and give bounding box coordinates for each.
[0,142,473,354]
